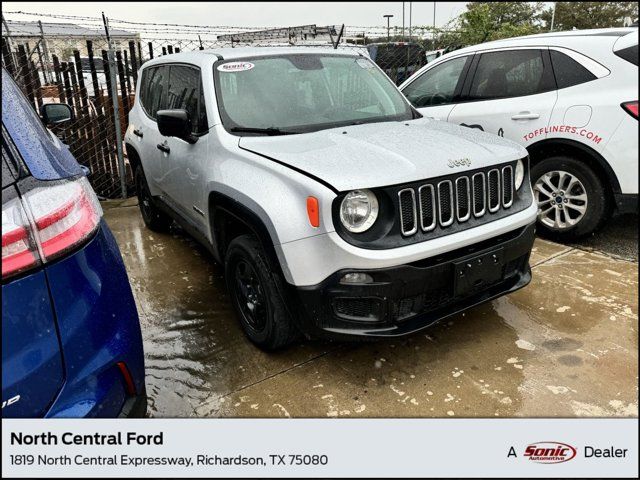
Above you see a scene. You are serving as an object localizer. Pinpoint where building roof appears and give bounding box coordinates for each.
[1,20,136,38]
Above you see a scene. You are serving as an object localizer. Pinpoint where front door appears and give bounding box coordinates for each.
[401,54,472,121]
[160,64,210,229]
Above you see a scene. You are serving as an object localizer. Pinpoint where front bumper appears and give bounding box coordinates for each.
[294,222,536,339]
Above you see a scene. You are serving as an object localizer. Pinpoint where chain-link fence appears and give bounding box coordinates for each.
[2,12,454,199]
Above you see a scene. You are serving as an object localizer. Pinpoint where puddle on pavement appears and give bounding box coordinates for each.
[104,204,638,419]
[104,206,333,417]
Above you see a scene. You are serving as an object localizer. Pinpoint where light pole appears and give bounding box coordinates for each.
[383,14,394,42]
[402,2,405,41]
[550,2,557,31]
[433,1,437,47]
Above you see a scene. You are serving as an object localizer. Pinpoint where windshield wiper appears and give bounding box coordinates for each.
[230,127,298,136]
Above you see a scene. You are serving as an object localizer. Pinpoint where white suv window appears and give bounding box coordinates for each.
[166,65,208,134]
[469,50,547,100]
[139,66,168,119]
[403,56,468,107]
[549,50,597,89]
[215,55,413,134]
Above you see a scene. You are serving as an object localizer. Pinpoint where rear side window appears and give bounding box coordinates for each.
[550,50,597,89]
[167,65,207,134]
[402,56,468,107]
[614,45,639,66]
[140,66,168,119]
[469,50,547,100]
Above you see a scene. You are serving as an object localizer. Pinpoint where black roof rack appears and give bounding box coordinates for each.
[217,24,345,49]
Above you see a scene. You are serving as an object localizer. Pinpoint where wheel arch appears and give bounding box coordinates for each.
[526,138,621,198]
[208,190,287,280]
[125,142,142,178]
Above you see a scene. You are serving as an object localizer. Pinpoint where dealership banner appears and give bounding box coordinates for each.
[2,419,637,478]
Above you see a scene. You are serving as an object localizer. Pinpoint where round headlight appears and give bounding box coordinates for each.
[339,189,379,233]
[515,159,525,190]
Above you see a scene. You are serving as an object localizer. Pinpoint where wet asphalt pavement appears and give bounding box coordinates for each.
[103,199,638,418]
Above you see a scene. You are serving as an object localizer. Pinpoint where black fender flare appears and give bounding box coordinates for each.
[208,191,282,273]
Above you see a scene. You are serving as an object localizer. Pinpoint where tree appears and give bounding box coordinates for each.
[541,2,639,30]
[436,2,544,49]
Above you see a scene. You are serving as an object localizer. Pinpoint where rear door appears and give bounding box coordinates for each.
[401,54,473,121]
[136,65,169,194]
[448,48,558,144]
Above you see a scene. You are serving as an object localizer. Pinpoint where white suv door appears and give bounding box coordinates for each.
[401,54,472,120]
[160,64,210,228]
[136,65,169,195]
[447,48,558,142]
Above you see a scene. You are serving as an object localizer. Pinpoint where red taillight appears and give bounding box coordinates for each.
[1,197,40,278]
[1,177,102,280]
[622,101,638,119]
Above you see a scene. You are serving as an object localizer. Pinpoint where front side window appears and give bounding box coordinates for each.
[469,50,547,100]
[402,56,468,107]
[167,65,208,134]
[141,66,168,119]
[214,54,414,135]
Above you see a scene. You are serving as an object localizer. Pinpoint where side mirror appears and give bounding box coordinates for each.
[41,103,73,125]
[157,109,198,144]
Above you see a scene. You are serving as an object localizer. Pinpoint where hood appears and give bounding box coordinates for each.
[239,118,527,191]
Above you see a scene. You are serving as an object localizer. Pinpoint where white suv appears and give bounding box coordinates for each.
[125,48,537,349]
[400,28,638,240]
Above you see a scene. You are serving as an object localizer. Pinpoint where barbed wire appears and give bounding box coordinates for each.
[3,10,456,38]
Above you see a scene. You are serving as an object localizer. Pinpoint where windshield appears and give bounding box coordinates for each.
[214,54,414,135]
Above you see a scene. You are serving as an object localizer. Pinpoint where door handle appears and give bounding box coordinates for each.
[511,112,540,120]
[133,128,143,138]
[156,142,170,154]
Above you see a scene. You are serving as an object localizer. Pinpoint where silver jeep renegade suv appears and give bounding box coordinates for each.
[125,47,538,349]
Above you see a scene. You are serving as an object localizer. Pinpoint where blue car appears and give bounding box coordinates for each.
[2,68,146,417]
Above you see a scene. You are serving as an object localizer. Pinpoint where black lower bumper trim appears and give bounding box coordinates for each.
[118,393,148,418]
[294,222,536,340]
[614,194,638,215]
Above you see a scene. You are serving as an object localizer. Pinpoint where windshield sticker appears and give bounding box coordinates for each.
[356,58,374,69]
[217,62,255,73]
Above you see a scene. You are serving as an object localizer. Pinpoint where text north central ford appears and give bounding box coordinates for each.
[10,432,163,446]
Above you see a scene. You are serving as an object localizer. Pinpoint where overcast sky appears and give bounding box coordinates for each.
[3,2,469,29]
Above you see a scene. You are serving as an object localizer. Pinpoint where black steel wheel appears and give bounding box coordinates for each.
[225,234,298,350]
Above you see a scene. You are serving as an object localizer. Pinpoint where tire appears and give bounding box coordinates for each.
[531,156,608,241]
[135,165,172,232]
[224,234,298,350]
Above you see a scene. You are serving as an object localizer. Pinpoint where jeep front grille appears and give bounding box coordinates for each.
[418,185,436,232]
[398,164,515,236]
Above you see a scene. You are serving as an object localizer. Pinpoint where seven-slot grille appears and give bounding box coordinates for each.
[399,165,515,236]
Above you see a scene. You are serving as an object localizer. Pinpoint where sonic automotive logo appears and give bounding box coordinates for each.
[217,62,255,72]
[524,441,577,464]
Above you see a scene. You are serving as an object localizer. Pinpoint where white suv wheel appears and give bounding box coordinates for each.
[534,170,588,230]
